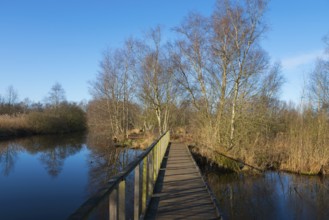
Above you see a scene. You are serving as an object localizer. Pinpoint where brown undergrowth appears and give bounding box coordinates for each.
[0,114,31,138]
[180,110,329,176]
[0,103,86,138]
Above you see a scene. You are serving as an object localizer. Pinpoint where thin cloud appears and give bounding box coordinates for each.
[281,50,324,70]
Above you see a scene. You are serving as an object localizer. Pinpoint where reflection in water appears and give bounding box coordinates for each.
[206,171,329,219]
[0,133,143,219]
[0,134,84,177]
[35,135,84,177]
[0,143,23,176]
[86,135,142,197]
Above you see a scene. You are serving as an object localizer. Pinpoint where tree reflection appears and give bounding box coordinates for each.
[85,134,142,196]
[205,171,329,219]
[284,174,329,218]
[31,134,84,177]
[0,133,84,177]
[0,142,23,176]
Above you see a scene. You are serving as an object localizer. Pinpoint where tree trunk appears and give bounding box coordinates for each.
[156,107,162,135]
[229,79,239,151]
[217,65,228,144]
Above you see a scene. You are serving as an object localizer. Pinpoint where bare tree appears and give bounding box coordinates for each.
[173,0,269,151]
[309,34,329,111]
[138,26,174,135]
[0,86,20,114]
[89,49,123,138]
[324,33,329,53]
[173,12,217,145]
[174,13,212,113]
[6,85,19,106]
[212,0,269,151]
[88,39,138,140]
[48,82,66,107]
[0,94,4,104]
[259,63,284,101]
[117,38,137,137]
[309,58,329,111]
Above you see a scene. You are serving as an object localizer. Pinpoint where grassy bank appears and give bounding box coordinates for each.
[181,101,329,176]
[0,114,31,138]
[190,141,329,176]
[0,104,86,139]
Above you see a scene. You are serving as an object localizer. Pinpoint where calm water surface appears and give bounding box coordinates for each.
[205,170,329,220]
[0,133,141,220]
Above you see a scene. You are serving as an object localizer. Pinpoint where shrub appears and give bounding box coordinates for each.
[26,103,86,134]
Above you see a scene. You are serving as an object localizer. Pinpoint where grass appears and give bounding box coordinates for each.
[0,104,86,138]
[0,114,31,138]
[130,132,155,149]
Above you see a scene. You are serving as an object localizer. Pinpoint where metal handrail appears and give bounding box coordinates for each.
[68,131,170,220]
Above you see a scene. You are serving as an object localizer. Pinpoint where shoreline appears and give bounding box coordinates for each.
[189,145,327,177]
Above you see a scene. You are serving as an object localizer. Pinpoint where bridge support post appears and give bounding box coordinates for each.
[118,180,125,220]
[134,164,140,219]
[141,157,147,214]
[109,187,117,219]
[153,147,156,182]
[148,153,153,198]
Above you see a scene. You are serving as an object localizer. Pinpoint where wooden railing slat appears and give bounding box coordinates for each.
[68,131,169,220]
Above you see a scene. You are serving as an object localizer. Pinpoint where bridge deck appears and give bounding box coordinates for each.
[145,143,220,220]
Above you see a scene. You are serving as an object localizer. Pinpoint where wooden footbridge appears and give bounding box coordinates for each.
[68,131,221,220]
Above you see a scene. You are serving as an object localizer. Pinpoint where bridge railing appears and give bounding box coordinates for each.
[68,131,170,220]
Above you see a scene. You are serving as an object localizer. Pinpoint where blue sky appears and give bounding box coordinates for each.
[0,0,328,104]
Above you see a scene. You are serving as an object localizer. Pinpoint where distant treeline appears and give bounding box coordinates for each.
[0,103,86,138]
[0,83,86,138]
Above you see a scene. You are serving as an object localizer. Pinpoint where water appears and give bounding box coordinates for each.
[0,133,142,220]
[205,171,329,220]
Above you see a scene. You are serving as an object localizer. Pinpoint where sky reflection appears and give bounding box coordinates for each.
[0,134,141,220]
[206,171,329,220]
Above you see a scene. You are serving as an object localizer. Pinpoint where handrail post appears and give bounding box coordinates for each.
[141,157,147,214]
[153,147,156,182]
[158,140,162,170]
[155,145,160,178]
[68,131,170,220]
[118,180,125,220]
[134,164,140,219]
[109,187,118,219]
[148,153,153,198]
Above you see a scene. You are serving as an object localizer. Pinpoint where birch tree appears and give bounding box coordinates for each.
[174,0,270,151]
[213,0,269,151]
[88,40,137,140]
[173,13,216,145]
[138,26,174,135]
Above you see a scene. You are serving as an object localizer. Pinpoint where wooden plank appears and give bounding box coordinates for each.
[146,143,220,219]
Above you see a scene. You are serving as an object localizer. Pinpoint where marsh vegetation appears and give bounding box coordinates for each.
[85,0,329,175]
[1,0,329,175]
